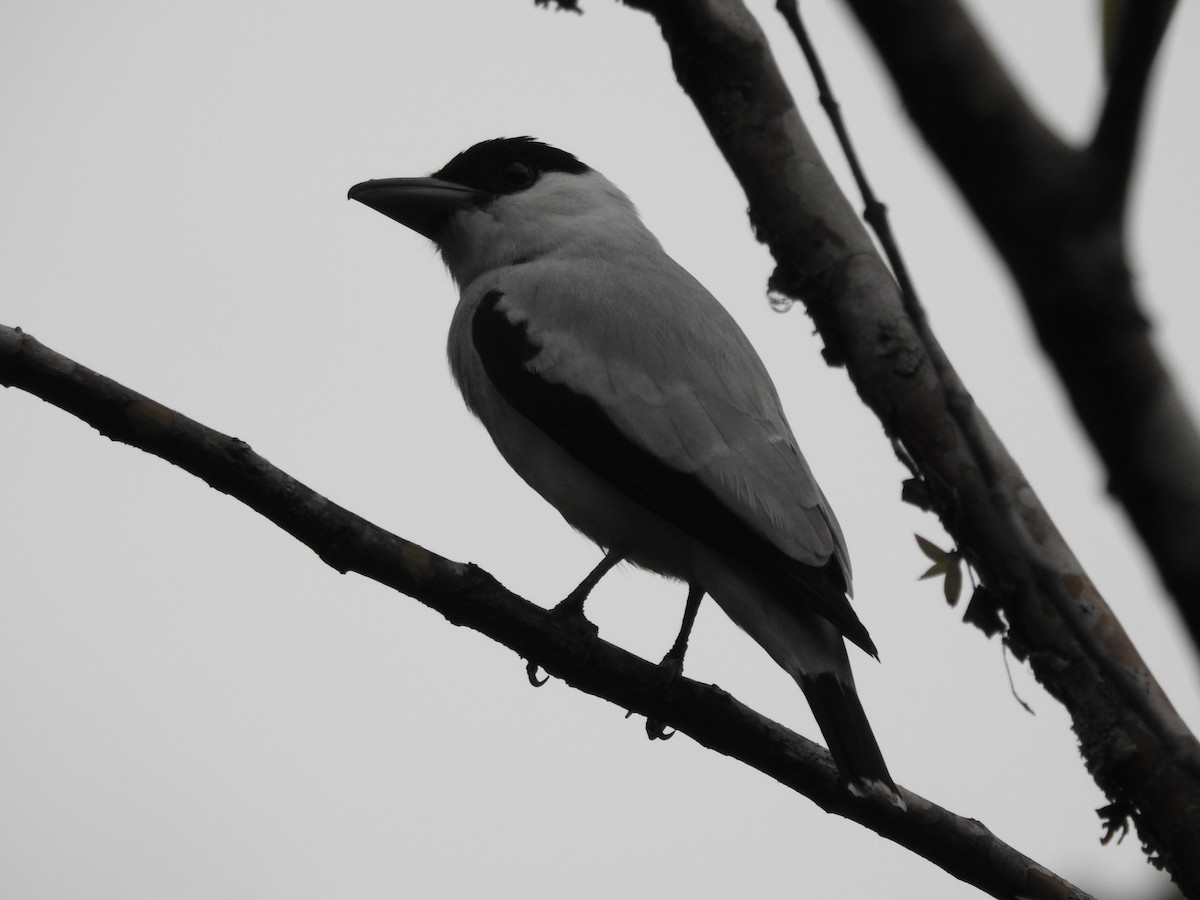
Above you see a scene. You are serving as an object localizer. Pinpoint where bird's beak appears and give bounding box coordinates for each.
[348,176,482,240]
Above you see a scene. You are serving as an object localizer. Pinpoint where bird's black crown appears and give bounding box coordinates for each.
[433,137,590,196]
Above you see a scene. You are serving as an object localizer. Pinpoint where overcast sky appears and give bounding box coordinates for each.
[3,1,1198,898]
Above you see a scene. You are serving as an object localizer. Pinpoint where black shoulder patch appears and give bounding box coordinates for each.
[471,290,876,656]
[433,137,590,197]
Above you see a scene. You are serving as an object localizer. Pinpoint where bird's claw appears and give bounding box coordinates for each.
[526,660,549,687]
[529,591,603,687]
[624,708,675,740]
[645,718,675,740]
[630,651,687,740]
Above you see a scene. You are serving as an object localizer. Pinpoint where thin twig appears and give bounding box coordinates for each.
[776,0,918,318]
[776,0,1004,512]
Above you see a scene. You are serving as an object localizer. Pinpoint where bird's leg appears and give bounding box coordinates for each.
[529,550,626,688]
[645,585,705,741]
[551,548,626,622]
[659,584,704,678]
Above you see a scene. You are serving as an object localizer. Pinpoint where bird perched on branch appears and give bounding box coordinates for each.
[350,137,900,805]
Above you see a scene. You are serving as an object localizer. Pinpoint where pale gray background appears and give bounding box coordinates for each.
[2,1,1197,897]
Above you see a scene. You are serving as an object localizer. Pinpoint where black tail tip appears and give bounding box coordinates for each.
[801,672,902,807]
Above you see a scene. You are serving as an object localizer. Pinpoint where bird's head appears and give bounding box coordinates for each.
[350,137,647,288]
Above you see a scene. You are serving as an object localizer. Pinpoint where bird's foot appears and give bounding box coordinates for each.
[658,647,685,682]
[645,718,675,740]
[640,649,687,740]
[527,590,601,688]
[548,592,599,638]
[549,549,625,636]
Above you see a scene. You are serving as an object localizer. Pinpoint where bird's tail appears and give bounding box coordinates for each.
[800,672,905,808]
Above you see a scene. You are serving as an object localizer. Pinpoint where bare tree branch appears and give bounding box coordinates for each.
[618,0,1200,892]
[838,0,1200,659]
[0,322,1095,900]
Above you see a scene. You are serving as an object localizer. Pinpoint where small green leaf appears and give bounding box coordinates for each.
[915,534,948,562]
[920,559,952,580]
[915,535,963,605]
[944,563,963,605]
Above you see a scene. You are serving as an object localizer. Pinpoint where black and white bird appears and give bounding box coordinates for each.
[350,137,900,804]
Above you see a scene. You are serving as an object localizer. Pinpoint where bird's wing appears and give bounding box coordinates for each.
[468,257,872,654]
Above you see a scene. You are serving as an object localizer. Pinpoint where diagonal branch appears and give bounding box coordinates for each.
[1,322,1093,900]
[838,0,1200,658]
[618,0,1200,893]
